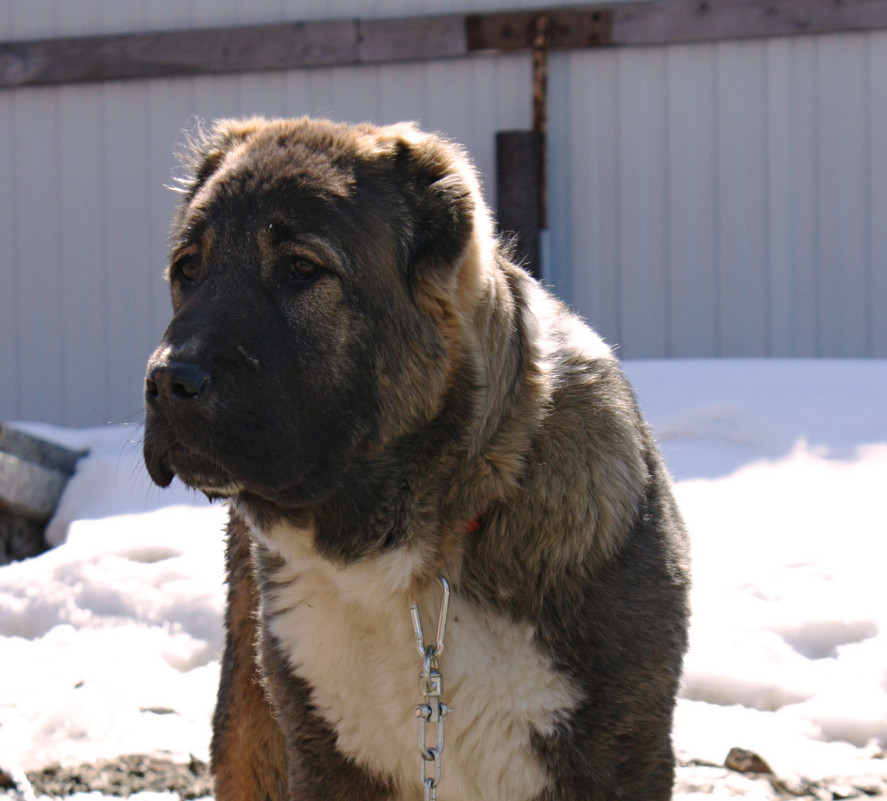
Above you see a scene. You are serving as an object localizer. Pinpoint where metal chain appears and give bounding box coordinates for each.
[410,576,453,801]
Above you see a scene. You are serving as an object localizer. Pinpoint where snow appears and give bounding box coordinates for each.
[1,359,886,792]
[0,427,227,773]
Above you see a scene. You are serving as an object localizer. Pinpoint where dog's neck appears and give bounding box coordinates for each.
[441,257,551,519]
[240,254,544,579]
[315,255,540,563]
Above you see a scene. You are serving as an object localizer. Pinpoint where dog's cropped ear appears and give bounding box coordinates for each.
[391,127,479,282]
[178,117,267,200]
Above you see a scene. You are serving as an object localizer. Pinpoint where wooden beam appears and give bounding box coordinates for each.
[0,9,606,89]
[466,8,612,52]
[2,1,887,90]
[0,20,361,87]
[612,0,887,46]
[358,15,467,63]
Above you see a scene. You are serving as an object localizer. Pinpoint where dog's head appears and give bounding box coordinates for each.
[143,117,493,515]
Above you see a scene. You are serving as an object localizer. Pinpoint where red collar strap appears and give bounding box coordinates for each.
[466,517,480,535]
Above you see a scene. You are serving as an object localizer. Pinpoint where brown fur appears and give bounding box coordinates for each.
[143,117,690,801]
[211,513,286,801]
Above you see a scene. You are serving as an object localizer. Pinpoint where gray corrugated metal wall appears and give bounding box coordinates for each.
[546,32,887,359]
[2,1,885,426]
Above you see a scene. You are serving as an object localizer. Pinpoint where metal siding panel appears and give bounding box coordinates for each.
[378,62,430,125]
[467,60,505,203]
[787,36,821,356]
[465,54,533,203]
[587,50,623,349]
[3,0,50,39]
[765,37,798,357]
[764,35,830,358]
[328,64,382,123]
[493,54,534,130]
[665,43,719,357]
[816,34,871,357]
[56,84,109,425]
[0,91,20,419]
[554,32,881,360]
[141,0,196,32]
[282,69,315,117]
[869,31,887,357]
[11,88,67,423]
[236,71,286,118]
[558,50,623,349]
[715,40,770,356]
[101,81,157,424]
[545,51,575,302]
[98,0,141,36]
[51,0,100,37]
[426,59,474,143]
[145,79,197,339]
[616,47,670,358]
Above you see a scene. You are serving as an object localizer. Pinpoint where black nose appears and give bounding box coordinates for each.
[145,361,210,406]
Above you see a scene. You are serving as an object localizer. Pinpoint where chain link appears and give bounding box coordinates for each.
[410,576,453,801]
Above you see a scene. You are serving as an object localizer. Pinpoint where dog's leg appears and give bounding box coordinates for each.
[211,509,288,801]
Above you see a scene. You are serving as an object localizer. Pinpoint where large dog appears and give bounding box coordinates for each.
[143,117,689,801]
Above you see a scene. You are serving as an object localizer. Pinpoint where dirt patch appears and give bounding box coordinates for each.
[2,752,884,800]
[8,755,212,800]
[675,753,887,800]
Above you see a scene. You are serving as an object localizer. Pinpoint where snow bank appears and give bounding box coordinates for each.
[0,425,227,770]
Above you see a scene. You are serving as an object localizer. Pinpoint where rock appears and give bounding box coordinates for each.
[831,785,864,799]
[676,755,887,800]
[0,513,48,564]
[726,747,775,776]
[0,424,87,564]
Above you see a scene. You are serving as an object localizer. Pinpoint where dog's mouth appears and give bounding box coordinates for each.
[144,440,243,499]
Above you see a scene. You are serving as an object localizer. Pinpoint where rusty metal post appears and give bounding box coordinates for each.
[532,14,551,230]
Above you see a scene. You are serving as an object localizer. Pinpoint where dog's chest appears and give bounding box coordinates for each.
[256,526,577,801]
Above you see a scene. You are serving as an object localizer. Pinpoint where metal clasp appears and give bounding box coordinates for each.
[410,576,453,801]
[410,574,450,659]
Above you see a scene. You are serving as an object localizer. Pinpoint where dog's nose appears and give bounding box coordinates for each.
[145,361,210,406]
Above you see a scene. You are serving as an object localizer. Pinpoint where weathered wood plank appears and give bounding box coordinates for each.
[358,15,467,63]
[0,19,359,87]
[614,0,887,46]
[3,2,887,90]
[466,8,613,52]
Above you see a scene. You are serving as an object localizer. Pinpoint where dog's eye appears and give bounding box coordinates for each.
[173,255,199,284]
[286,256,320,282]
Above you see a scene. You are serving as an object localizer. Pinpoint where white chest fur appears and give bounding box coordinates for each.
[253,521,578,801]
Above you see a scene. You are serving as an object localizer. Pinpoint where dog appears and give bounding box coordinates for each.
[143,117,690,801]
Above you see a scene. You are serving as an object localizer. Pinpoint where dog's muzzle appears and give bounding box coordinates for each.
[143,356,227,491]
